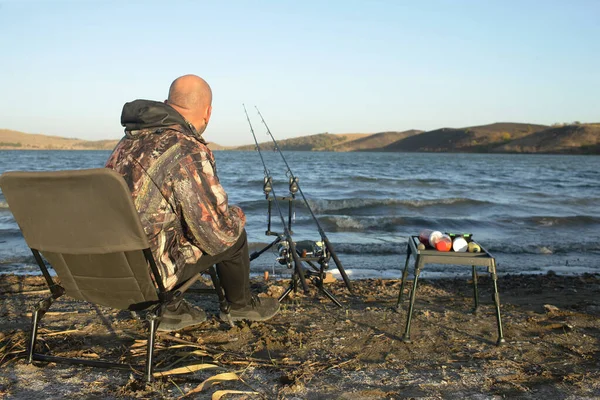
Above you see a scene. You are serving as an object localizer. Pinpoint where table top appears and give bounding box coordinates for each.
[407,235,496,267]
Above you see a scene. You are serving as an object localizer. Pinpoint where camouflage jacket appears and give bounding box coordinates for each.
[106,100,246,289]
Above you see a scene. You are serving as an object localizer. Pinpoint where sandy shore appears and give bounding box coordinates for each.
[1,272,599,399]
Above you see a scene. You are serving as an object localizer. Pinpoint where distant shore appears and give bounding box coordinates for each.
[2,148,599,155]
[3,122,599,154]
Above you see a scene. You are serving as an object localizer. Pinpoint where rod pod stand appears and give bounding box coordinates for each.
[242,102,309,293]
[260,190,309,294]
[248,179,341,305]
[244,104,347,301]
[249,178,297,260]
[254,106,353,295]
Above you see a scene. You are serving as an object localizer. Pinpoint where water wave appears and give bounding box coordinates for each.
[504,215,600,227]
[558,197,600,207]
[333,243,402,255]
[251,211,600,233]
[234,177,267,187]
[351,176,392,183]
[0,200,8,209]
[306,197,491,213]
[0,229,22,239]
[317,215,496,232]
[485,241,600,255]
[238,199,274,212]
[350,176,449,186]
[550,183,598,189]
[0,254,36,264]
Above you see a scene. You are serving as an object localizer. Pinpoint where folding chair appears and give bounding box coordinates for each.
[0,168,229,382]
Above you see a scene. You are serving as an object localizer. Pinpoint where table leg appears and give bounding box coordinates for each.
[472,265,480,314]
[490,259,505,345]
[396,242,412,309]
[402,255,423,343]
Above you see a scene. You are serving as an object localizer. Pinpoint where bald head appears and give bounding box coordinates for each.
[166,74,213,134]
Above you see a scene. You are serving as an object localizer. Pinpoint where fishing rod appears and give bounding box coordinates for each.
[243,104,309,294]
[254,107,353,293]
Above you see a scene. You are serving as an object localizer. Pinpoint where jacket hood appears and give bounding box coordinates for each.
[120,99,196,137]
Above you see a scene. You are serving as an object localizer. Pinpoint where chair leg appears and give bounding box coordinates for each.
[28,296,56,363]
[489,260,505,345]
[145,310,161,383]
[28,309,41,364]
[396,243,412,309]
[402,256,423,343]
[26,292,165,382]
[472,265,480,314]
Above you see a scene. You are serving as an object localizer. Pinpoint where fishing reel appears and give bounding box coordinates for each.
[276,239,328,269]
[295,240,326,259]
[276,240,292,268]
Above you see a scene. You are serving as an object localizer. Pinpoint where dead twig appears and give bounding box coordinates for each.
[2,289,50,295]
[0,334,27,366]
[44,329,81,337]
[24,311,79,317]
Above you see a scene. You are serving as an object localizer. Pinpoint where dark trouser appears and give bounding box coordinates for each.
[178,230,251,309]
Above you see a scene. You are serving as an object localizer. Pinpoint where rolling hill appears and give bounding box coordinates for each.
[493,123,600,154]
[235,133,372,151]
[0,129,119,150]
[0,129,227,151]
[382,123,549,152]
[333,130,423,151]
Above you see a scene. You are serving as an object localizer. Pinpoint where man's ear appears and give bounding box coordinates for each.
[205,105,212,123]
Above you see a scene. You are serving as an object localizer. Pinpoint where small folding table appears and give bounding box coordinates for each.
[396,235,505,345]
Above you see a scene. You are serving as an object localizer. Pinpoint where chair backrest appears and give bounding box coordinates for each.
[0,168,160,309]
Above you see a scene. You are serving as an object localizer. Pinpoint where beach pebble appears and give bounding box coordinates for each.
[543,304,560,313]
[322,272,337,283]
[267,285,285,298]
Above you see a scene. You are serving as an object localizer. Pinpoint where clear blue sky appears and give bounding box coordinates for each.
[1,0,598,145]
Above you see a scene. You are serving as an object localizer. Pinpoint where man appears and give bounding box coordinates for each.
[106,74,279,331]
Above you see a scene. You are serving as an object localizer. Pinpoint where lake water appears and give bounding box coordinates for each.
[1,150,599,279]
